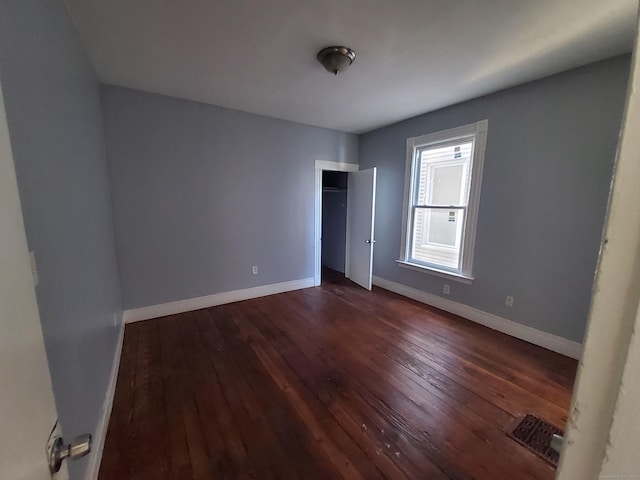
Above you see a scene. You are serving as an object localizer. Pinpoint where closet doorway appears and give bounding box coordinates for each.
[321,170,349,282]
[313,161,377,290]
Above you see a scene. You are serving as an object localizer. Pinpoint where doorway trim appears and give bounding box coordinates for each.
[314,161,359,286]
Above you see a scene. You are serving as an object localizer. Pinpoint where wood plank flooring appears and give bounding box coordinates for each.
[99,273,577,479]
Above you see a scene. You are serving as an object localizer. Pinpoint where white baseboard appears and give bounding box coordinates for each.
[123,277,315,324]
[85,314,125,480]
[372,276,583,359]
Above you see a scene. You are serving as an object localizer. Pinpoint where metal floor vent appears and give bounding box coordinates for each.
[508,414,563,467]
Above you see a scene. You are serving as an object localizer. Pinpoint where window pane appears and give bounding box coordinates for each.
[426,208,457,246]
[416,142,472,206]
[430,164,464,205]
[411,208,465,269]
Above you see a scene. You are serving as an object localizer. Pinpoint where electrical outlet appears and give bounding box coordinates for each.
[252,265,258,275]
[443,284,450,295]
[505,296,514,307]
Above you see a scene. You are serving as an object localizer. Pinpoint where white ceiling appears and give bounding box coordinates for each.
[64,0,637,133]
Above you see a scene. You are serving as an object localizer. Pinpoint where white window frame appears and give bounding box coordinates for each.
[398,120,488,284]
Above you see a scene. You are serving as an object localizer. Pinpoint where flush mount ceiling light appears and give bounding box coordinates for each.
[317,46,356,75]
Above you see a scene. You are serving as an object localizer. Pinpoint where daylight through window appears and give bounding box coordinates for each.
[400,121,487,280]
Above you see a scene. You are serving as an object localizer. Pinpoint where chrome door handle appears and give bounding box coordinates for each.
[365,239,376,244]
[48,434,91,474]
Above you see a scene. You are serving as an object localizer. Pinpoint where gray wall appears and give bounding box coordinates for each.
[0,1,122,478]
[101,85,358,309]
[322,190,348,273]
[360,55,629,343]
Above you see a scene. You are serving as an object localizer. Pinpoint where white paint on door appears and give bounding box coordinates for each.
[0,77,63,479]
[600,302,640,477]
[556,13,640,480]
[346,168,377,290]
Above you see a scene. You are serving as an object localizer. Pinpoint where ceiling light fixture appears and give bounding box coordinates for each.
[317,46,356,75]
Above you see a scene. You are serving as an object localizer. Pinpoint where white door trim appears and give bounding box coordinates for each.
[556,16,640,480]
[314,161,359,286]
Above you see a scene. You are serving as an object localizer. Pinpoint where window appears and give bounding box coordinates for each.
[399,120,487,282]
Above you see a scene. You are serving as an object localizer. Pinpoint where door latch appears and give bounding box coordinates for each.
[550,433,564,454]
[48,434,92,474]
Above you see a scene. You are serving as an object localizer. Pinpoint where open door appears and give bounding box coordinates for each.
[346,168,377,290]
[0,80,65,479]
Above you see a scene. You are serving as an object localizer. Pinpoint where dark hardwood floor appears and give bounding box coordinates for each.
[99,272,578,479]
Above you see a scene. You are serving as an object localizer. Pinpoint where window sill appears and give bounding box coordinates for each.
[396,260,474,284]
